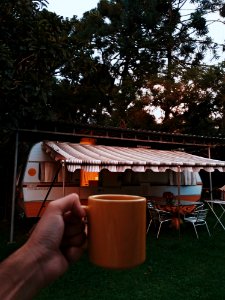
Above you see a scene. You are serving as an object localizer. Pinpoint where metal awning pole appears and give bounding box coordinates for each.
[62,161,65,196]
[208,147,213,201]
[36,165,61,218]
[9,131,19,243]
[177,166,181,238]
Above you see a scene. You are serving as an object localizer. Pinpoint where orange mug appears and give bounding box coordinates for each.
[86,194,146,269]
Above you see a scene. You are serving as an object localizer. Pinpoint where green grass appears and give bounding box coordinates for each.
[1,211,225,300]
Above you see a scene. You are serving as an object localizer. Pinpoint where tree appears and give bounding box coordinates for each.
[53,0,163,127]
[0,0,73,143]
[141,0,225,133]
[55,0,225,131]
[146,63,225,135]
[1,0,225,135]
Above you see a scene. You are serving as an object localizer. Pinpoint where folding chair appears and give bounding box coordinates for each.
[183,209,211,239]
[195,202,205,211]
[147,205,172,239]
[183,202,204,219]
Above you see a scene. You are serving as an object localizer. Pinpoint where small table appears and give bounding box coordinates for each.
[154,200,202,214]
[153,200,202,229]
[205,200,225,231]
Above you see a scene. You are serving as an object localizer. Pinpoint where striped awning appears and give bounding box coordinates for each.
[42,141,225,173]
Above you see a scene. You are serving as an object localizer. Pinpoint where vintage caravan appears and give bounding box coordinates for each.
[18,141,206,218]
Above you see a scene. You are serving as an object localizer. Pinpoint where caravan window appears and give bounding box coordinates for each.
[58,169,80,185]
[169,170,197,186]
[40,163,79,185]
[139,170,169,185]
[40,162,59,182]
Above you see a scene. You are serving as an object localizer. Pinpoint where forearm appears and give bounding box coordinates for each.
[0,194,86,300]
[0,243,45,300]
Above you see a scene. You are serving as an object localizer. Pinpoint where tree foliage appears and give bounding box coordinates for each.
[0,0,225,136]
[146,62,225,134]
[50,0,225,131]
[0,0,73,143]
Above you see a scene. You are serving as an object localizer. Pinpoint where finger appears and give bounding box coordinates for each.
[63,247,85,263]
[62,232,87,248]
[47,193,86,218]
[64,221,85,237]
[63,211,85,223]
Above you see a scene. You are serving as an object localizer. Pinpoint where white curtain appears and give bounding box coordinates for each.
[169,170,197,185]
